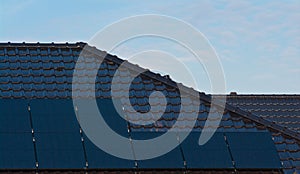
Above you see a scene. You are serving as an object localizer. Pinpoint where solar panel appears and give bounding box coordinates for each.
[35,132,85,168]
[0,99,31,132]
[131,132,184,169]
[83,134,135,169]
[79,98,134,168]
[30,99,79,132]
[180,132,233,169]
[0,133,35,169]
[225,132,282,169]
[30,99,85,168]
[96,98,129,137]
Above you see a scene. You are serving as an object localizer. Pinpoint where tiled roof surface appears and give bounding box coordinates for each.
[0,42,299,173]
[225,95,300,133]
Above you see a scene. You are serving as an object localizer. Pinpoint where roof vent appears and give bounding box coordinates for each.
[230,92,237,95]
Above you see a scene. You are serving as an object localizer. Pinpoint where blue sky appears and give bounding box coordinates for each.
[1,0,299,94]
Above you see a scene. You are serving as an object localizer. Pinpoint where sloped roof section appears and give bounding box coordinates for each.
[225,95,300,133]
[0,42,299,173]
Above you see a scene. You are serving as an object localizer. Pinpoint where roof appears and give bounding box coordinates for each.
[0,42,299,173]
[224,94,300,133]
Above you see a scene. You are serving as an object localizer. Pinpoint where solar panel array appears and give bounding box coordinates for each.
[0,98,282,170]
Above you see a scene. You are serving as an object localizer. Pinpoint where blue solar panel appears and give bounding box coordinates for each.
[0,133,35,168]
[180,132,233,169]
[0,99,31,132]
[96,98,129,137]
[131,132,184,169]
[30,99,79,132]
[225,132,282,169]
[71,98,133,168]
[83,134,135,169]
[35,132,85,169]
[30,99,85,168]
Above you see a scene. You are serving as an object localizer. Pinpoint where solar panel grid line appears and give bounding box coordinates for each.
[74,106,89,169]
[223,132,236,170]
[178,141,188,170]
[27,101,39,169]
[127,131,139,169]
[70,104,90,169]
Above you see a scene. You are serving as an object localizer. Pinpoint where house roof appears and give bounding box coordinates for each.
[0,42,299,173]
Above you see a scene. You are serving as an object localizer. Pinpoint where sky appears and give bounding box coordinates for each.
[0,0,299,94]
